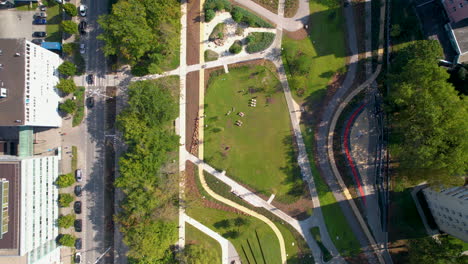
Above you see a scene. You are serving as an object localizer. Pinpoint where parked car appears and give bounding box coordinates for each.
[74,201,82,214]
[33,18,47,25]
[86,97,94,108]
[75,238,82,250]
[79,43,85,54]
[79,5,87,17]
[78,21,87,35]
[86,74,94,85]
[39,5,47,11]
[74,252,82,263]
[34,12,47,18]
[32,31,47,38]
[74,219,82,232]
[31,39,44,45]
[74,185,82,197]
[75,169,82,182]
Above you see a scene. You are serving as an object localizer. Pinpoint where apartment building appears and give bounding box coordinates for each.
[423,186,468,242]
[0,38,62,127]
[0,155,61,264]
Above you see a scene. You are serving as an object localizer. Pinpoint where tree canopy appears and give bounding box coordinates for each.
[115,79,179,263]
[98,0,180,73]
[56,79,77,94]
[58,61,77,76]
[63,3,78,17]
[58,234,76,247]
[58,193,74,207]
[57,214,75,228]
[55,173,75,188]
[61,20,78,34]
[408,235,467,264]
[59,99,77,114]
[388,40,468,186]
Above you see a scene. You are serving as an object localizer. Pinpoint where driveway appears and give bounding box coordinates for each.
[0,9,44,40]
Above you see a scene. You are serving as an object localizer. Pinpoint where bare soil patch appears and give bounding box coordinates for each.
[186,71,200,154]
[285,28,308,40]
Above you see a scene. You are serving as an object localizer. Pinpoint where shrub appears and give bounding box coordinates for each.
[58,234,76,247]
[58,61,77,76]
[59,99,76,114]
[229,40,242,54]
[61,20,78,34]
[63,3,77,17]
[235,26,244,36]
[204,0,232,12]
[55,173,76,187]
[57,214,75,228]
[205,9,215,22]
[204,50,219,62]
[245,32,275,53]
[58,193,74,207]
[56,79,77,94]
[230,6,273,28]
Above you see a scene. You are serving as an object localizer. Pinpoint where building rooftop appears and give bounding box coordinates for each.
[0,39,25,126]
[451,19,468,54]
[0,161,20,256]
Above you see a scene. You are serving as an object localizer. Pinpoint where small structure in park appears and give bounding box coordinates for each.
[238,112,245,117]
[249,98,257,107]
[235,120,243,126]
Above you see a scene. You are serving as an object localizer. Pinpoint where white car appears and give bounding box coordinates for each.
[79,5,87,17]
[79,43,85,54]
[74,252,81,263]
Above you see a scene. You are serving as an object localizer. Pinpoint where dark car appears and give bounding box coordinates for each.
[31,39,44,45]
[78,21,87,35]
[86,74,94,85]
[32,31,47,38]
[75,238,82,250]
[33,18,47,25]
[74,185,82,197]
[75,169,82,182]
[74,201,82,214]
[74,219,82,232]
[86,97,94,108]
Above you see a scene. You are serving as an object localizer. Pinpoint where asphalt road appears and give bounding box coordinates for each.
[80,0,112,263]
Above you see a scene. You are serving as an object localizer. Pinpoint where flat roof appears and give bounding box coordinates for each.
[0,39,25,126]
[451,19,468,54]
[0,161,20,256]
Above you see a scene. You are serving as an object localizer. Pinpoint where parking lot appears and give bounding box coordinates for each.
[0,9,46,40]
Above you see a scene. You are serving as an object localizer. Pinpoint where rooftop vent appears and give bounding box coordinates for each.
[0,88,6,98]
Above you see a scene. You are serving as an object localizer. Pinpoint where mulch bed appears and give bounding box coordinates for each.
[185,71,200,154]
[187,0,201,65]
[284,28,308,40]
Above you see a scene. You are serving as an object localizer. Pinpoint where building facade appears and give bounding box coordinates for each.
[423,186,468,242]
[0,155,61,264]
[0,39,62,127]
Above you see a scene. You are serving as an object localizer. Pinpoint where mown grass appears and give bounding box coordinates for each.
[71,146,78,172]
[15,2,38,11]
[45,1,62,42]
[282,0,346,105]
[204,63,303,203]
[185,223,222,263]
[72,87,85,127]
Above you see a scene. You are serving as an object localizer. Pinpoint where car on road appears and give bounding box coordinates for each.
[78,21,87,35]
[31,39,44,45]
[33,18,46,25]
[79,5,87,17]
[75,169,82,182]
[74,201,82,214]
[75,238,82,250]
[74,219,82,232]
[74,185,82,197]
[34,12,47,18]
[32,31,47,38]
[79,43,85,54]
[86,74,94,85]
[74,252,82,263]
[86,97,94,108]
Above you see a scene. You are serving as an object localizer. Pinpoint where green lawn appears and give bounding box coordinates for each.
[15,2,38,10]
[45,2,62,42]
[282,0,346,105]
[310,227,332,261]
[187,206,281,264]
[185,223,222,263]
[204,64,303,203]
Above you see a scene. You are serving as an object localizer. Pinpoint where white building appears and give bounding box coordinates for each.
[0,39,62,127]
[0,155,61,264]
[423,186,468,242]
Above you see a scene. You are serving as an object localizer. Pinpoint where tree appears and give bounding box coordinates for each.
[55,173,75,188]
[58,61,77,76]
[58,234,76,247]
[56,79,77,94]
[63,3,78,17]
[229,41,242,54]
[61,20,79,34]
[408,235,467,264]
[59,99,77,114]
[62,43,76,56]
[57,214,75,228]
[58,193,74,207]
[390,24,401,38]
[205,9,215,22]
[232,9,243,22]
[388,40,468,186]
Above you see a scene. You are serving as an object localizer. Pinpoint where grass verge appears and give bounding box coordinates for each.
[185,223,222,263]
[45,1,62,42]
[204,63,303,203]
[72,87,85,127]
[15,3,38,10]
[71,146,77,172]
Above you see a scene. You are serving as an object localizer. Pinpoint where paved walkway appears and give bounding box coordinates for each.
[182,213,241,264]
